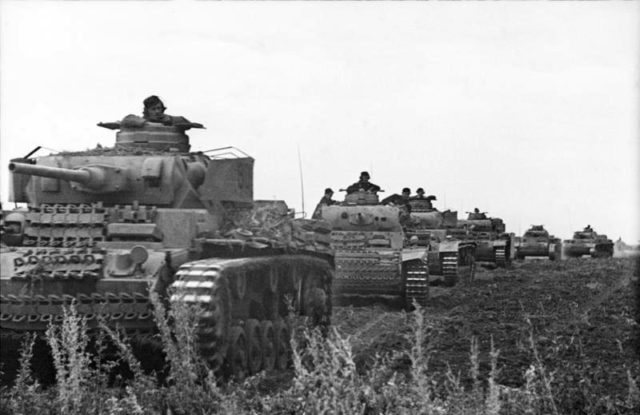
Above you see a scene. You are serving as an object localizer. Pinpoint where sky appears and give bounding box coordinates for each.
[1,1,638,242]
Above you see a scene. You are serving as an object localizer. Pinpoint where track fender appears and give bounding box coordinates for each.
[401,247,429,263]
[438,240,459,253]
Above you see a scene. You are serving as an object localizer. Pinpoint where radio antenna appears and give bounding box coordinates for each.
[297,144,305,217]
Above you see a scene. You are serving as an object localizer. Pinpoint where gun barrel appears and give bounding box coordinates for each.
[9,162,91,185]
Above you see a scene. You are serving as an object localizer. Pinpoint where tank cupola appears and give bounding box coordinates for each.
[116,123,192,152]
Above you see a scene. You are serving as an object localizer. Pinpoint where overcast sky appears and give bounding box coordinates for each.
[1,1,638,242]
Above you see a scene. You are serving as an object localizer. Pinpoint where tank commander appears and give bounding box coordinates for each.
[402,187,411,200]
[411,187,437,201]
[346,171,381,194]
[312,188,336,219]
[104,95,204,130]
[381,187,412,213]
[400,187,412,213]
[410,187,437,208]
[468,208,487,220]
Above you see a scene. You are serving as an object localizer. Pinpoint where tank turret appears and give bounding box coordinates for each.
[8,133,253,209]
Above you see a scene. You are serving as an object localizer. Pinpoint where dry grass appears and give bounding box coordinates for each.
[1,262,638,415]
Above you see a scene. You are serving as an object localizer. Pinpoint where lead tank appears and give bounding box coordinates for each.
[404,198,476,287]
[515,225,562,260]
[1,117,333,377]
[319,190,429,308]
[563,225,613,258]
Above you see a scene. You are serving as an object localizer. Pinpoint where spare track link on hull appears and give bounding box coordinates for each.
[0,290,154,334]
[169,255,332,376]
[404,261,429,308]
[442,253,459,287]
[495,247,507,267]
[0,327,158,347]
[332,251,401,296]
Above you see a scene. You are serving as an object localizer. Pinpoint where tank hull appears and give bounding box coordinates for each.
[515,226,562,260]
[563,227,614,259]
[516,241,562,260]
[321,203,429,308]
[563,241,613,258]
[425,240,476,287]
[465,236,514,267]
[331,246,429,308]
[405,210,477,286]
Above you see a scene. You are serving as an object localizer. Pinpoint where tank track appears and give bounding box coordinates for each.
[442,253,459,287]
[169,255,332,377]
[404,261,429,308]
[495,247,507,267]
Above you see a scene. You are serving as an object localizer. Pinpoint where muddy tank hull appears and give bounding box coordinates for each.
[455,218,514,267]
[563,241,613,258]
[516,241,562,260]
[1,203,334,378]
[321,203,429,308]
[0,246,333,377]
[471,237,514,267]
[0,245,166,336]
[404,211,477,287]
[331,247,429,308]
[426,239,476,287]
[563,228,614,259]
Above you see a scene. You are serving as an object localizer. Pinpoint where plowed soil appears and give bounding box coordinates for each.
[333,257,639,408]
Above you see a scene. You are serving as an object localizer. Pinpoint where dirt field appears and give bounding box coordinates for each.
[1,257,637,414]
[333,257,639,409]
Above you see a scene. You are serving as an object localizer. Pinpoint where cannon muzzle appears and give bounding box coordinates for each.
[9,162,109,190]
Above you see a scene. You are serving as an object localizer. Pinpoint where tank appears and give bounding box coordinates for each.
[563,225,613,258]
[515,225,562,260]
[0,117,334,377]
[319,190,429,308]
[404,199,476,287]
[454,210,515,268]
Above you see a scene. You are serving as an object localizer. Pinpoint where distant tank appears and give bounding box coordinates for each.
[404,198,476,286]
[0,115,333,378]
[454,210,515,268]
[319,190,429,308]
[563,225,613,258]
[515,225,562,260]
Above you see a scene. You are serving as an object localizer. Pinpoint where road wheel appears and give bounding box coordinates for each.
[244,319,262,374]
[226,326,247,379]
[260,320,276,371]
[232,273,247,299]
[273,319,291,370]
[302,272,330,326]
